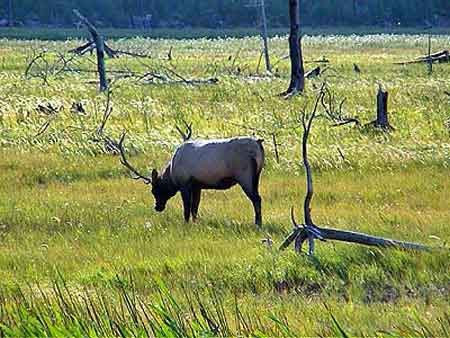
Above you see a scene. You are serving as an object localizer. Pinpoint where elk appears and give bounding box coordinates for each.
[114,123,265,225]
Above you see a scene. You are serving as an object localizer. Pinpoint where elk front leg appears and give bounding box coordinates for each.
[191,188,201,222]
[180,187,192,222]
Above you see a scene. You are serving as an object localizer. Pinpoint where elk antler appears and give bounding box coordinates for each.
[114,132,152,184]
[175,119,192,142]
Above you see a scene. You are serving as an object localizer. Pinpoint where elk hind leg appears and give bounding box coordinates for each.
[238,160,262,226]
[191,188,201,222]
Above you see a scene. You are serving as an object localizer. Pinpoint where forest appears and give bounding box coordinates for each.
[1,0,450,28]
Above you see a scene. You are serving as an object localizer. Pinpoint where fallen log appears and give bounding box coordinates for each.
[414,49,449,60]
[280,218,430,252]
[394,50,450,65]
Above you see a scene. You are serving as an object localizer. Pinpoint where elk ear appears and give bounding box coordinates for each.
[151,169,158,183]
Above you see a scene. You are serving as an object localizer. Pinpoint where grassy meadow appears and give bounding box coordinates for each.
[0,30,449,336]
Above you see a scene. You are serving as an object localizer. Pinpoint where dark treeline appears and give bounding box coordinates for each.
[1,0,449,28]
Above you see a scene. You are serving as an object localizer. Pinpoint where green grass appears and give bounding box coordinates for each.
[0,31,449,336]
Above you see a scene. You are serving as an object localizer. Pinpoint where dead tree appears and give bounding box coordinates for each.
[280,84,429,255]
[246,0,271,73]
[73,9,108,91]
[282,0,305,97]
[259,0,271,73]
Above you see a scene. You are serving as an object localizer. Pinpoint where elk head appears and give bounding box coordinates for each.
[113,132,176,212]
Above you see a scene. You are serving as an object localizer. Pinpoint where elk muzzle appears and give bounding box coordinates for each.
[154,202,166,212]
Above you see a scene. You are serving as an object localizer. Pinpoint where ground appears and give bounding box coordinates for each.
[0,29,449,336]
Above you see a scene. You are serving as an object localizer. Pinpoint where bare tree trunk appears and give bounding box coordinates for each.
[73,10,108,92]
[260,0,271,72]
[284,0,305,96]
[8,0,13,27]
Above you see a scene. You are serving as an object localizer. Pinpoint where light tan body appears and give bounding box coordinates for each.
[151,136,265,225]
[170,137,264,188]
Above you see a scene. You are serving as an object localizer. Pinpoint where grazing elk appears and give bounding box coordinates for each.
[114,123,265,225]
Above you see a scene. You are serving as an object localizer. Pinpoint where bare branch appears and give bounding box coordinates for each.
[301,85,326,227]
[69,40,95,55]
[96,88,113,136]
[320,86,360,126]
[34,103,60,138]
[35,119,54,138]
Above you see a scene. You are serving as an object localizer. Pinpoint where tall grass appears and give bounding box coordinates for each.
[1,276,449,337]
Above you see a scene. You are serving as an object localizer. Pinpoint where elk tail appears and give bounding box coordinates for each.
[255,139,265,171]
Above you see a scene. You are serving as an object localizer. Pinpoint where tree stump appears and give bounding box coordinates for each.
[366,86,393,131]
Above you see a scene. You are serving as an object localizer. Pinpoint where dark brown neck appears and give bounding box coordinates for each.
[160,163,179,194]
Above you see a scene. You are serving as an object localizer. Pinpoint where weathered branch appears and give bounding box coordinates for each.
[321,88,360,126]
[305,66,321,79]
[69,40,95,55]
[301,85,325,226]
[314,226,429,251]
[25,50,47,78]
[272,133,280,164]
[279,220,430,252]
[96,88,113,136]
[35,118,55,138]
[331,118,360,127]
[34,103,60,138]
